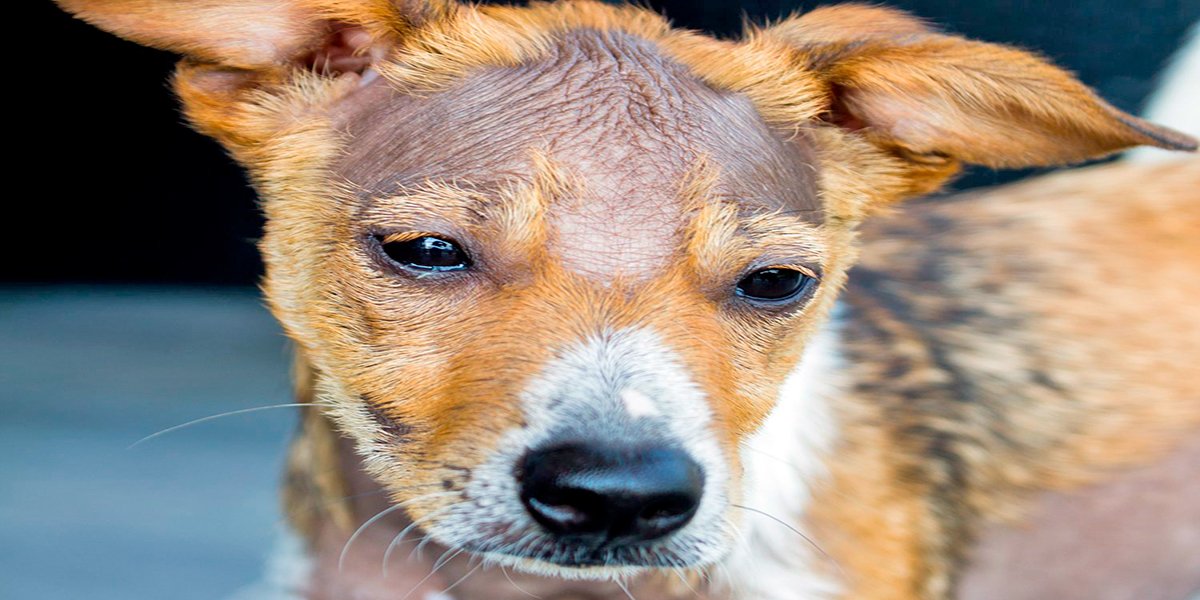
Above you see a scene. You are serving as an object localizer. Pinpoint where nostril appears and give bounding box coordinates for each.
[633,492,700,541]
[524,489,606,533]
[526,497,588,528]
[639,494,694,522]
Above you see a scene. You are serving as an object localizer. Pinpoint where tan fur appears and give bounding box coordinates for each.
[813,159,1200,598]
[55,0,1198,598]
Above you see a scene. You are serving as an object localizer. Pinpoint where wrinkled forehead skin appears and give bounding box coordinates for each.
[254,15,859,457]
[337,28,821,279]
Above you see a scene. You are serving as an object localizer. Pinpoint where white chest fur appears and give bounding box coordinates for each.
[720,318,845,600]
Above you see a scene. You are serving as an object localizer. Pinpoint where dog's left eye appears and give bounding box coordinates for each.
[379,235,471,272]
[736,267,814,302]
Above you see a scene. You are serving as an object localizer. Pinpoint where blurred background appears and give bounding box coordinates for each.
[4,1,1198,598]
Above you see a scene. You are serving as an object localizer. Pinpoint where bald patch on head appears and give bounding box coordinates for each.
[335,27,820,281]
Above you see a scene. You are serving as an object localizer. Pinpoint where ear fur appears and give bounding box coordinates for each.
[57,0,322,69]
[55,0,453,69]
[764,5,1197,169]
[56,0,456,150]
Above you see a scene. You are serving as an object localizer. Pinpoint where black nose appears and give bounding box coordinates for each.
[519,443,704,545]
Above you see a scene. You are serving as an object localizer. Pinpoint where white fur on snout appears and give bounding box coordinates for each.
[620,387,660,418]
[430,327,730,578]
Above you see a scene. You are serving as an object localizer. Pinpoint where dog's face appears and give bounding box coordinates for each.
[282,25,849,574]
[59,0,1193,580]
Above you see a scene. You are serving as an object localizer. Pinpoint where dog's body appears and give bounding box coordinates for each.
[57,1,1199,598]
[840,159,1200,599]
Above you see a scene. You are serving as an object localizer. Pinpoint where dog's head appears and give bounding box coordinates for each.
[60,0,1194,579]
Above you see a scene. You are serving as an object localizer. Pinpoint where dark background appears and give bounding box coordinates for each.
[15,0,1199,286]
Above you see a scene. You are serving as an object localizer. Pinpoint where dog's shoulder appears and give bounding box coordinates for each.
[824,159,1200,596]
[845,157,1199,477]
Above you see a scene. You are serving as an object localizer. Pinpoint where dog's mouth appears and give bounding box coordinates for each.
[460,532,693,570]
[330,498,716,600]
[414,501,724,579]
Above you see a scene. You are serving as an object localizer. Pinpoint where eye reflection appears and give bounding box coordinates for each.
[735,268,813,302]
[379,235,471,272]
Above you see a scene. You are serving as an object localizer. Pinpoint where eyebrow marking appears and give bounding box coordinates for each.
[496,150,572,244]
[685,192,829,280]
[677,155,722,213]
[361,179,496,227]
[359,153,577,269]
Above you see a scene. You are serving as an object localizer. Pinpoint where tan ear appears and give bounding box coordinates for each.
[764,4,1197,169]
[56,0,452,69]
[57,0,455,148]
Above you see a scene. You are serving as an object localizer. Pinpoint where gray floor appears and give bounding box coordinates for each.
[0,287,297,599]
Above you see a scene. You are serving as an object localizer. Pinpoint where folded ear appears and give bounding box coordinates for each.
[57,0,454,148]
[56,0,451,71]
[764,4,1197,169]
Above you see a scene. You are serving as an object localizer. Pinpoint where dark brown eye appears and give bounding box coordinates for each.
[379,235,471,272]
[735,268,814,302]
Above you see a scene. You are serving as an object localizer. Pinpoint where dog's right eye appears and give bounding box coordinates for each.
[378,235,472,272]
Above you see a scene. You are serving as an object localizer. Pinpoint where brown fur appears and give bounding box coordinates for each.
[812,158,1200,598]
[54,1,1198,598]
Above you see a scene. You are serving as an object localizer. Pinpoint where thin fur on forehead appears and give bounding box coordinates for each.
[173,1,831,156]
[374,1,828,129]
[166,1,936,221]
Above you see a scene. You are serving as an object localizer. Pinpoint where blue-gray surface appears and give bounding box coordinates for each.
[0,287,297,600]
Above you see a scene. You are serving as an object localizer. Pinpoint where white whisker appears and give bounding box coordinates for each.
[501,565,542,599]
[440,560,482,595]
[382,503,453,578]
[128,403,324,448]
[615,577,639,600]
[676,571,703,598]
[338,503,408,573]
[730,504,843,578]
[740,443,809,474]
[398,547,465,600]
[340,490,458,575]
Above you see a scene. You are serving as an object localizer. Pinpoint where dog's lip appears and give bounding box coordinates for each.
[462,536,688,570]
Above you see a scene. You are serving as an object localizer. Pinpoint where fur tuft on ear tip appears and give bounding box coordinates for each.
[1111,109,1199,152]
[764,9,1198,170]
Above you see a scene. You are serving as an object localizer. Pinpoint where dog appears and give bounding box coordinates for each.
[56,1,1199,598]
